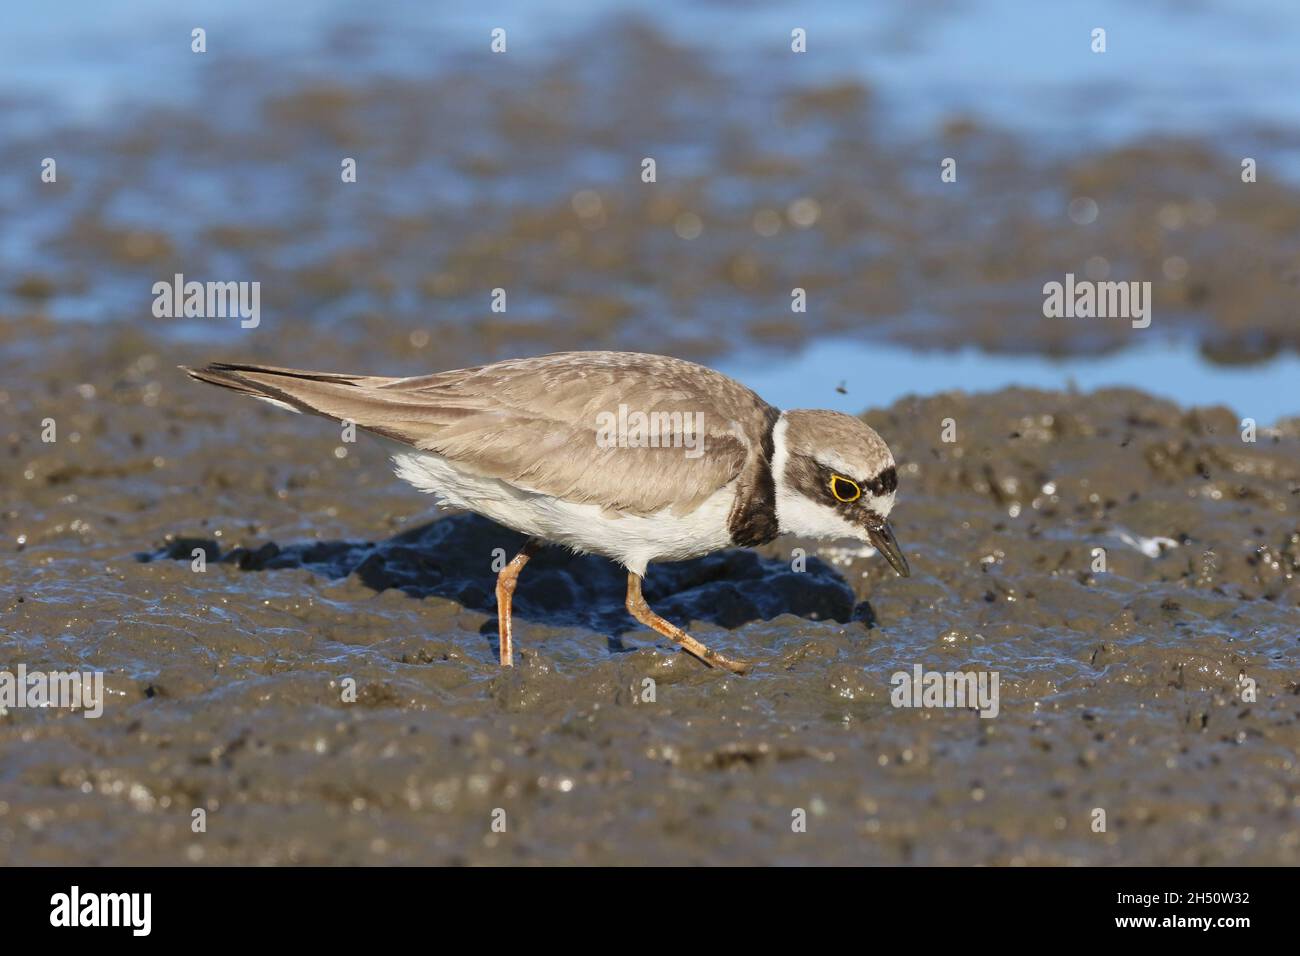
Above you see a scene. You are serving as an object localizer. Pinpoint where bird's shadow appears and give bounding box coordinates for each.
[141,513,873,654]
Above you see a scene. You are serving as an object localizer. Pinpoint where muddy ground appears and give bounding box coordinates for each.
[2,311,1297,864]
[1,17,1299,865]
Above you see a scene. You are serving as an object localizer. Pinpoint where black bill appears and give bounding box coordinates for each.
[866,521,910,577]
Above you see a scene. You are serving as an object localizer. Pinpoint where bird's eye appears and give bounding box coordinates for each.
[829,475,861,502]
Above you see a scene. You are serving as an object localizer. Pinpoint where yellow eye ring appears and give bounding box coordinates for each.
[830,475,861,502]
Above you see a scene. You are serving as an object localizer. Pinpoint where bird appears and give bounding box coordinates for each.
[183,351,909,674]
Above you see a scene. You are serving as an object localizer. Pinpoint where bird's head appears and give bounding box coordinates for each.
[771,409,910,577]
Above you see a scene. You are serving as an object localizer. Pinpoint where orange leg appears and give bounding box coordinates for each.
[496,539,541,667]
[625,572,751,675]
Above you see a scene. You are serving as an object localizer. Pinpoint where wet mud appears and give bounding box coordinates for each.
[3,312,1297,864]
[2,18,1299,864]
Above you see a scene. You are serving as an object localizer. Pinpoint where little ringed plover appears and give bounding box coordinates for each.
[184,351,909,674]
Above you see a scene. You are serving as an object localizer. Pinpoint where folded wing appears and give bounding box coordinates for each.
[184,352,775,516]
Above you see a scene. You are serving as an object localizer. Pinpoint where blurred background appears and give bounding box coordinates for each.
[3,0,1299,417]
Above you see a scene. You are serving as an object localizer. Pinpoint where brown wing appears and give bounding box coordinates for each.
[184,351,777,516]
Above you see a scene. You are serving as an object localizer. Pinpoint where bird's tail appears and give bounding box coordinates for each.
[181,362,417,443]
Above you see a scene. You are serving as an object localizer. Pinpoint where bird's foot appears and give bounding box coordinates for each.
[682,645,752,675]
[626,571,753,676]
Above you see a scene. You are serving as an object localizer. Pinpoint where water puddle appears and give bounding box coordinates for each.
[723,337,1300,425]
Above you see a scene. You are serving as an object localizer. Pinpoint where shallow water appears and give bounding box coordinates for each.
[9,0,1300,158]
[723,337,1300,425]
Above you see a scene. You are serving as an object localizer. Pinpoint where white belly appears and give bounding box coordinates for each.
[390,450,736,576]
